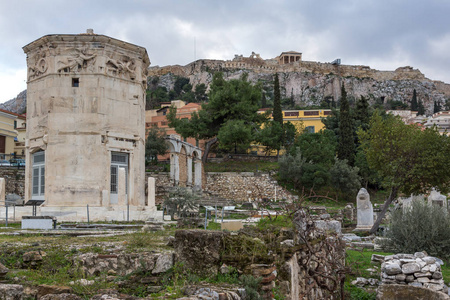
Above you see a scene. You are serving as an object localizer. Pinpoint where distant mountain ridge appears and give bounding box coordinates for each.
[149,53,450,115]
[0,90,27,114]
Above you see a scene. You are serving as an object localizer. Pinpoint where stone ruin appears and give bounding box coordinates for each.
[21,29,157,221]
[355,188,374,231]
[428,188,448,209]
[165,134,203,189]
[377,251,447,294]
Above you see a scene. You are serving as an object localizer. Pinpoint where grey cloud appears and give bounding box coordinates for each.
[1,0,450,101]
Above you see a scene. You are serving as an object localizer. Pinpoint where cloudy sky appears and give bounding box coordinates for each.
[1,0,450,102]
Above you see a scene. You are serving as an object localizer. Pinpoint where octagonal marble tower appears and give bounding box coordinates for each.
[23,30,151,218]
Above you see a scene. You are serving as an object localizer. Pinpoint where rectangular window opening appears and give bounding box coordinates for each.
[72,78,79,87]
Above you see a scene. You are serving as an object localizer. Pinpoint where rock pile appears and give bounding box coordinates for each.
[378,252,447,293]
[0,263,8,280]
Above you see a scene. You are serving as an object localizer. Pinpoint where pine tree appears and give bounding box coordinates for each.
[273,73,283,125]
[337,84,355,166]
[411,89,418,111]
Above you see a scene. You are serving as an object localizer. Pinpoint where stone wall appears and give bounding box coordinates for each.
[2,170,290,205]
[173,211,345,300]
[379,252,447,293]
[0,167,25,197]
[205,172,294,203]
[75,252,173,276]
[147,171,295,205]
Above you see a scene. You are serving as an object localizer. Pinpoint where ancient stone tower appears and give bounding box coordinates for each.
[23,30,151,219]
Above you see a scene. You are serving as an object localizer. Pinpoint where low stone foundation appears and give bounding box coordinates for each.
[0,206,162,222]
[379,252,448,294]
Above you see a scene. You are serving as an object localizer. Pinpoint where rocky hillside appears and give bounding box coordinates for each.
[4,55,450,116]
[149,56,450,116]
[0,90,27,114]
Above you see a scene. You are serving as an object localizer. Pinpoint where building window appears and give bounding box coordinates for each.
[284,112,299,117]
[305,126,315,133]
[304,111,319,116]
[72,78,79,87]
[32,151,45,200]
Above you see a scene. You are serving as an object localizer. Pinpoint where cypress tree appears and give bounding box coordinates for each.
[337,84,355,165]
[290,88,295,108]
[273,73,283,125]
[261,91,267,108]
[355,95,370,128]
[411,89,418,111]
[418,99,425,116]
[434,101,441,114]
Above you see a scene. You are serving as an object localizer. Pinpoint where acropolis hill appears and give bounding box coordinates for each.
[148,51,450,114]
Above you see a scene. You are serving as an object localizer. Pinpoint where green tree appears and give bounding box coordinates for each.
[145,125,168,164]
[354,96,370,132]
[337,85,355,165]
[434,101,442,114]
[174,77,190,96]
[358,112,450,233]
[355,148,380,189]
[329,158,361,198]
[146,86,169,109]
[255,121,284,156]
[272,74,283,125]
[293,130,336,167]
[194,83,207,102]
[217,120,253,154]
[261,91,267,108]
[278,149,307,189]
[417,99,425,116]
[181,91,195,103]
[167,72,265,163]
[280,130,337,189]
[283,121,298,151]
[411,89,418,111]
[445,98,450,111]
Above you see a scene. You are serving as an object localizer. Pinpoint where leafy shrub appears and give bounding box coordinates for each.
[240,275,262,300]
[383,200,450,259]
[329,158,361,197]
[163,187,199,218]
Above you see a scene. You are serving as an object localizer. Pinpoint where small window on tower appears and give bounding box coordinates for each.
[72,78,79,87]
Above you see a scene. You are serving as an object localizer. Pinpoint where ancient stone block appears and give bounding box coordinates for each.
[402,263,421,274]
[0,284,23,300]
[174,230,227,277]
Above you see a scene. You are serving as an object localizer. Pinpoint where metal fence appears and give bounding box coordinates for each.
[0,153,25,168]
[0,200,16,226]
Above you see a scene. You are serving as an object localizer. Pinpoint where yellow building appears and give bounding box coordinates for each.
[281,109,331,133]
[0,109,19,159]
[251,109,332,155]
[14,114,26,156]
